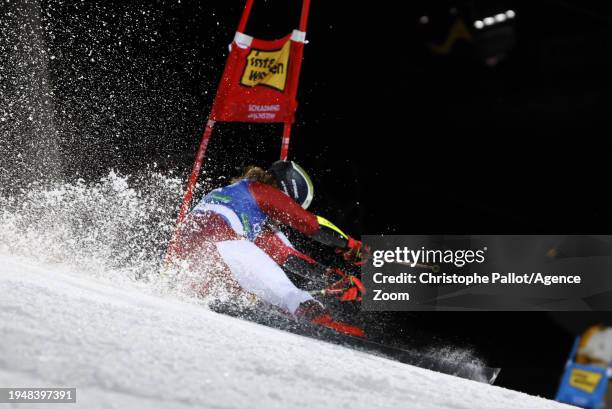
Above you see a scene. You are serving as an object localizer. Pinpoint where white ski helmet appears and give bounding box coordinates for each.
[268,160,314,209]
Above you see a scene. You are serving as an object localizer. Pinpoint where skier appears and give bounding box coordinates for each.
[173,161,368,337]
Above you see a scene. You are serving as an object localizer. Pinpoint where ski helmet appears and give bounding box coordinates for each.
[268,160,314,209]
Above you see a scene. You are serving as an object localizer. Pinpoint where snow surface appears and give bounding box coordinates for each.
[0,255,572,409]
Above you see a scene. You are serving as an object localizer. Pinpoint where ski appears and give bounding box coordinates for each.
[209,301,501,384]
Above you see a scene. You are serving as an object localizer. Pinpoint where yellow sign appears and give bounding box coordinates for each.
[569,368,603,393]
[240,40,291,92]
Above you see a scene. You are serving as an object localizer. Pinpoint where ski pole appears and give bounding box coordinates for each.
[391,261,441,273]
[308,288,344,296]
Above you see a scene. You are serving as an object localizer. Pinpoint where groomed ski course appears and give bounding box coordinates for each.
[0,254,573,409]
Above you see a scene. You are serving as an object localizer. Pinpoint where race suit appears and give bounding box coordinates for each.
[175,179,347,316]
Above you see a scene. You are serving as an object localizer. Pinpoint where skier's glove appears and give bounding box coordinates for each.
[338,237,371,266]
[340,275,366,302]
[325,268,366,302]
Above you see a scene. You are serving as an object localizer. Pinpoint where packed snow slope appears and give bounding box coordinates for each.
[0,255,571,409]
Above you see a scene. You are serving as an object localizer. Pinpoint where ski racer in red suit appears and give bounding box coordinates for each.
[174,161,368,337]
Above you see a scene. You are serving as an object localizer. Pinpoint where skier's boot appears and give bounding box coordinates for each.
[295,300,365,338]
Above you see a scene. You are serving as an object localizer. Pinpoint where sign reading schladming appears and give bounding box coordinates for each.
[361,235,612,311]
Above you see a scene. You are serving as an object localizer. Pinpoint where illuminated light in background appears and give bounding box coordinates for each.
[420,15,429,24]
[473,10,516,30]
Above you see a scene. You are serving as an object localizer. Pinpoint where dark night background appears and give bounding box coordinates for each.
[4,0,612,399]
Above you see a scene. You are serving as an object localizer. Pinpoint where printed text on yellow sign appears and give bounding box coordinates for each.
[240,41,291,92]
[568,368,603,394]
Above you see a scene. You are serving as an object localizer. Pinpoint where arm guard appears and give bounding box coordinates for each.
[310,215,349,248]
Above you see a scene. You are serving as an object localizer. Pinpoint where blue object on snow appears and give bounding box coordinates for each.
[556,337,611,409]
